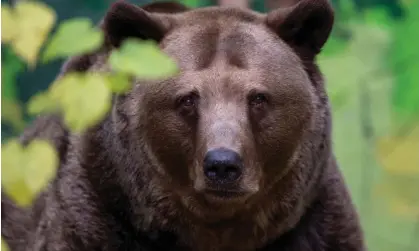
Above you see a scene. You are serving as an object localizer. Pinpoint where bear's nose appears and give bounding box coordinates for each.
[203,148,243,184]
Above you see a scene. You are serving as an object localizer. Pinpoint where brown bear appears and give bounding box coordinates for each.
[1,0,365,250]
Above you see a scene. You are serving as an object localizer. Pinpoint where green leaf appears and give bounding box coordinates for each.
[49,73,112,133]
[42,18,104,63]
[27,91,60,115]
[104,72,133,94]
[109,39,179,80]
[1,46,25,100]
[24,140,59,196]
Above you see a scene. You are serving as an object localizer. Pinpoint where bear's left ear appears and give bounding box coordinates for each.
[103,1,174,48]
[265,0,334,58]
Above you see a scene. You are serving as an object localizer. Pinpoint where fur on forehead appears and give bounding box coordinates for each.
[60,0,334,75]
[102,0,333,52]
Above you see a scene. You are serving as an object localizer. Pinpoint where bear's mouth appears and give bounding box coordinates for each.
[204,189,246,199]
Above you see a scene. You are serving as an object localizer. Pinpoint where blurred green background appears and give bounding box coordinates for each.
[1,0,418,250]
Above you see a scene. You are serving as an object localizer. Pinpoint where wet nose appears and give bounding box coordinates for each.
[203,148,243,184]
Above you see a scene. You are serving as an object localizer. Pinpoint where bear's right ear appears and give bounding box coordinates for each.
[103,1,173,48]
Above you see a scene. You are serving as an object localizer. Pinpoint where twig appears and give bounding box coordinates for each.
[359,80,375,216]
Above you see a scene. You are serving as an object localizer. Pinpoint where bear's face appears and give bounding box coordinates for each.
[103,0,334,217]
[142,23,315,203]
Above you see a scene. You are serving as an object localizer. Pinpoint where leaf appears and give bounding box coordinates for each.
[2,238,10,251]
[27,91,59,115]
[1,140,34,206]
[1,5,16,43]
[5,1,57,67]
[49,73,112,132]
[1,140,59,206]
[1,46,25,100]
[104,72,133,94]
[42,18,104,63]
[1,99,26,132]
[24,140,59,196]
[109,39,179,80]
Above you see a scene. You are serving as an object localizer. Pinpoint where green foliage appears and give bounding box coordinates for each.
[42,18,104,63]
[109,39,179,80]
[1,47,24,100]
[179,0,201,8]
[1,47,27,134]
[364,7,393,28]
[321,35,349,57]
[389,1,419,129]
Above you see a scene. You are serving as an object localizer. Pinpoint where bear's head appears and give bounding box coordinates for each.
[69,0,334,221]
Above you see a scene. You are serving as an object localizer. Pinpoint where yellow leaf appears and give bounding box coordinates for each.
[24,141,59,196]
[1,140,33,206]
[104,72,133,94]
[27,91,59,115]
[6,1,56,67]
[1,5,16,43]
[42,18,104,62]
[49,73,112,132]
[109,39,179,80]
[2,238,10,251]
[1,139,59,206]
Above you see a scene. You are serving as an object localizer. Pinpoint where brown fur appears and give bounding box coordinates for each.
[2,1,365,251]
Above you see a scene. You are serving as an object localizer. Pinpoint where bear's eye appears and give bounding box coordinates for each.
[176,92,199,116]
[179,94,196,108]
[249,93,268,107]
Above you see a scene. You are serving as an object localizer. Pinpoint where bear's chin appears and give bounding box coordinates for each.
[176,189,255,221]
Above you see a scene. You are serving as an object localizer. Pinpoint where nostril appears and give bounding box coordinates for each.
[203,148,243,183]
[205,166,218,179]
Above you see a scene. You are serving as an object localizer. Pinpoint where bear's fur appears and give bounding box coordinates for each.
[1,1,365,250]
